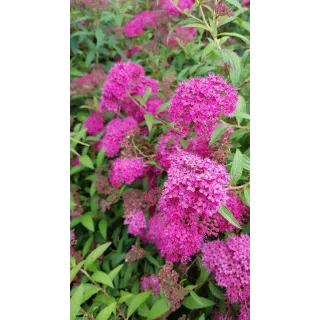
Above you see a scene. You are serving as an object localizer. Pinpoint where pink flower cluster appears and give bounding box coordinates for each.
[154,151,230,262]
[83,111,105,135]
[99,62,158,114]
[164,26,196,48]
[101,117,138,157]
[140,274,161,296]
[162,0,194,16]
[124,210,147,237]
[125,45,141,58]
[202,234,250,304]
[109,157,146,188]
[123,11,158,38]
[169,73,238,140]
[70,69,106,96]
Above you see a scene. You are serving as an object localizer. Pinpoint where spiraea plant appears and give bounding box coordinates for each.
[70,0,250,319]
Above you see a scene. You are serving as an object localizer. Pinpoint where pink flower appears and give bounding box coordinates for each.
[72,158,80,166]
[100,62,158,114]
[109,157,146,187]
[101,117,138,157]
[169,74,238,141]
[123,11,157,38]
[242,0,250,6]
[202,234,250,304]
[162,0,194,16]
[164,26,196,48]
[140,274,160,296]
[124,210,147,237]
[83,111,105,135]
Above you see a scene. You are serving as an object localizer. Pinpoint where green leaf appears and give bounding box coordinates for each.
[144,113,155,133]
[218,32,249,45]
[209,125,228,145]
[233,111,250,120]
[184,23,211,33]
[70,284,83,320]
[92,271,114,288]
[143,88,152,104]
[79,155,94,169]
[84,242,112,269]
[219,49,241,85]
[144,252,160,268]
[82,235,94,257]
[235,96,246,125]
[82,284,100,303]
[96,302,117,320]
[99,220,108,240]
[147,159,165,171]
[70,165,85,175]
[224,0,242,9]
[127,291,152,318]
[81,214,95,232]
[243,187,250,206]
[208,282,225,300]
[95,27,106,49]
[230,149,244,185]
[147,299,170,319]
[183,291,214,310]
[243,154,250,171]
[138,303,150,317]
[218,205,242,229]
[71,30,94,38]
[179,139,188,149]
[70,261,85,284]
[230,128,248,140]
[201,42,215,60]
[90,181,96,197]
[108,264,124,281]
[157,102,169,114]
[85,49,95,67]
[118,291,134,304]
[96,148,105,168]
[219,8,248,27]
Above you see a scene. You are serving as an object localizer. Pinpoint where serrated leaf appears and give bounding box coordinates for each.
[96,148,105,168]
[201,42,214,60]
[79,155,94,169]
[209,125,228,144]
[230,149,244,185]
[138,303,150,317]
[96,302,117,320]
[144,113,154,133]
[127,291,152,318]
[81,214,95,232]
[233,111,250,119]
[243,187,250,206]
[208,282,225,300]
[218,206,242,229]
[243,154,250,171]
[85,49,95,67]
[70,261,85,283]
[224,0,242,9]
[219,49,241,85]
[230,128,248,140]
[84,242,112,269]
[99,220,107,240]
[147,299,170,319]
[183,291,214,310]
[70,284,83,320]
[92,271,114,288]
[108,264,123,281]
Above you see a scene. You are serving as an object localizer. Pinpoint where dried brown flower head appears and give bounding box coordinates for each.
[215,2,234,17]
[95,175,111,195]
[125,245,145,263]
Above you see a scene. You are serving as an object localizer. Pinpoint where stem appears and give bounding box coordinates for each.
[70,137,90,147]
[80,269,128,320]
[220,120,249,130]
[181,257,197,279]
[225,180,250,191]
[237,78,250,89]
[168,0,203,23]
[130,137,154,160]
[80,307,96,320]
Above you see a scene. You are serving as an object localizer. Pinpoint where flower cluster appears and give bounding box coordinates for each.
[109,157,146,188]
[83,111,105,135]
[99,62,158,114]
[123,11,158,37]
[126,245,145,263]
[169,73,238,140]
[124,210,147,237]
[101,117,138,157]
[70,67,106,96]
[164,25,196,48]
[140,274,161,296]
[162,0,194,16]
[202,234,250,305]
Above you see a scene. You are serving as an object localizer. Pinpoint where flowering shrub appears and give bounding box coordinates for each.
[70,0,250,319]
